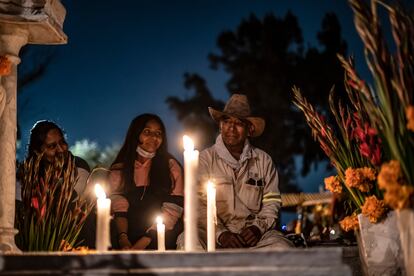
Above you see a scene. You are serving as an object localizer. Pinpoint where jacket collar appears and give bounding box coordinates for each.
[214,134,255,169]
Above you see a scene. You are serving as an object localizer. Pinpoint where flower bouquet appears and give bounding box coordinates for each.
[347,0,414,274]
[293,85,385,228]
[293,0,414,274]
[345,0,414,209]
[15,153,93,251]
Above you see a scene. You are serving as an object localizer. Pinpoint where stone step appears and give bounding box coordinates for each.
[0,247,354,275]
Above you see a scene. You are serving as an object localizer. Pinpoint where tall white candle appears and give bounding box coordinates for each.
[183,135,199,251]
[207,180,216,252]
[156,216,166,251]
[95,184,111,251]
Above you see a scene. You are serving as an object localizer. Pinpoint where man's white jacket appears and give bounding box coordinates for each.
[197,135,282,244]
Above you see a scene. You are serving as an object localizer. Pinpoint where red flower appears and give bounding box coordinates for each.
[31,197,39,210]
[353,126,365,141]
[31,197,46,220]
[367,126,377,136]
[347,79,358,90]
[370,145,382,166]
[321,127,327,138]
[40,204,46,219]
[359,142,370,158]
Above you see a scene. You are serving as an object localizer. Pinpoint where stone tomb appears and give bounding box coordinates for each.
[0,247,358,275]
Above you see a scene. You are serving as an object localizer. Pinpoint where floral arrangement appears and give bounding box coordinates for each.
[15,153,93,251]
[293,86,384,231]
[345,0,414,209]
[292,0,414,231]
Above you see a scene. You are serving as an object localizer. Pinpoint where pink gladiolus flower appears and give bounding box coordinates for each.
[354,126,365,141]
[40,204,46,219]
[321,127,327,138]
[371,145,381,166]
[367,126,377,136]
[31,197,39,210]
[347,79,358,90]
[359,142,370,158]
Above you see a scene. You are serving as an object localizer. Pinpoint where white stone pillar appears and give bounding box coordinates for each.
[0,0,66,253]
[0,27,28,253]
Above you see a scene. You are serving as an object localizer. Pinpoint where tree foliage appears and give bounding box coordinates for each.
[167,12,347,192]
[70,139,120,169]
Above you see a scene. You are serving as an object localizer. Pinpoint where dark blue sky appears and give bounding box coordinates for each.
[17,0,364,191]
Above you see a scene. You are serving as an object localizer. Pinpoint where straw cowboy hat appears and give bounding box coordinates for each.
[208,94,265,137]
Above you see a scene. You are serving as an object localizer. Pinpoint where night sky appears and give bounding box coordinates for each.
[17,0,364,192]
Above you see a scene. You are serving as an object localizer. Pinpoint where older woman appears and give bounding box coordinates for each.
[110,114,184,250]
[22,120,90,200]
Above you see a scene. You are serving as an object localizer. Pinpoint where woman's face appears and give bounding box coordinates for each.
[139,119,163,153]
[40,128,68,162]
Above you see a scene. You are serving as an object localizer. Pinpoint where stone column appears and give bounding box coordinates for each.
[0,27,28,253]
[0,0,66,253]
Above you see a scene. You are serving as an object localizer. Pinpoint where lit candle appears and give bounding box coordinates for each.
[183,135,199,251]
[95,184,111,251]
[207,180,216,252]
[156,216,166,251]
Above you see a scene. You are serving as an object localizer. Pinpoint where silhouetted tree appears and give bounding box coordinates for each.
[167,73,224,148]
[167,12,347,192]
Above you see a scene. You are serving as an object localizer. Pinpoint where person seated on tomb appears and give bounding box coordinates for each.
[109,114,184,250]
[16,120,93,247]
[178,94,293,249]
[18,120,90,202]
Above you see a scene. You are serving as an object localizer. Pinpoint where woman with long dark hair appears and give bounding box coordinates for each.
[16,120,93,250]
[110,114,184,250]
[25,120,90,199]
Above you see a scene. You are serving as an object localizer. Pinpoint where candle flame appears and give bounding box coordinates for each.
[207,180,216,191]
[183,135,194,151]
[156,216,163,225]
[95,184,106,199]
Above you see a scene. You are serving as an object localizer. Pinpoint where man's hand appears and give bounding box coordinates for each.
[218,231,246,248]
[132,236,152,250]
[118,234,132,250]
[240,225,262,247]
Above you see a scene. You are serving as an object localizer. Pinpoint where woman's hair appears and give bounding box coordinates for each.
[112,114,176,193]
[27,120,65,159]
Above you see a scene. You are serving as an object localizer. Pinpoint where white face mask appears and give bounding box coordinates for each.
[136,145,156,159]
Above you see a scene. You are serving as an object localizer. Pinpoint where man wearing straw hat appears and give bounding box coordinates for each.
[195,94,292,249]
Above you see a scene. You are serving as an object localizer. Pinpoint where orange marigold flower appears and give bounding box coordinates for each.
[406,105,414,131]
[361,195,386,223]
[383,185,414,210]
[360,167,376,181]
[0,55,12,76]
[324,175,342,194]
[339,214,359,232]
[345,168,361,188]
[377,160,402,190]
[345,167,375,192]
